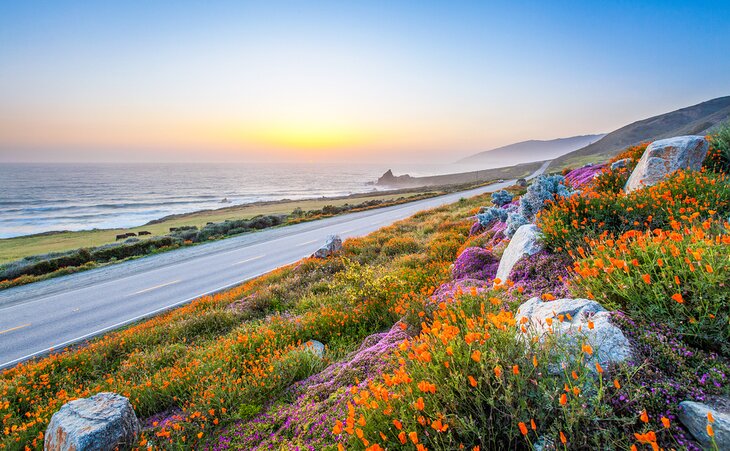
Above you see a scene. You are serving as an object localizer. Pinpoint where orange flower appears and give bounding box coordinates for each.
[542,293,556,301]
[393,419,403,430]
[613,379,621,389]
[559,431,567,444]
[471,350,481,362]
[398,431,407,444]
[512,365,519,375]
[581,343,593,356]
[707,424,715,437]
[333,420,343,434]
[708,412,715,423]
[595,362,604,374]
[640,410,649,423]
[494,366,503,378]
[530,419,536,430]
[409,431,419,444]
[671,293,684,304]
[468,376,478,387]
[518,422,528,436]
[641,274,651,284]
[661,416,670,429]
[413,397,425,411]
[559,393,567,406]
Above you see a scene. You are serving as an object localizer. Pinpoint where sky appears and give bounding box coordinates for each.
[0,0,729,164]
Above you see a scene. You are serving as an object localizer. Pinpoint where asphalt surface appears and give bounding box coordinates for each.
[0,161,549,370]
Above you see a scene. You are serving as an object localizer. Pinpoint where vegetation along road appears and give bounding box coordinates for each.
[0,161,549,369]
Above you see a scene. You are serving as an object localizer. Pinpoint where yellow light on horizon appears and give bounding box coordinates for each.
[232,122,375,153]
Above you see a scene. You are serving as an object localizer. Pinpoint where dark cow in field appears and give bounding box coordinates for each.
[125,232,137,237]
[138,231,152,236]
[115,234,127,240]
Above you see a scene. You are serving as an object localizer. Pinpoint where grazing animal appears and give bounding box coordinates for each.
[115,234,127,240]
[125,232,137,237]
[138,231,151,236]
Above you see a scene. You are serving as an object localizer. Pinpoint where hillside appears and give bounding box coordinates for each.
[551,95,730,170]
[458,134,605,166]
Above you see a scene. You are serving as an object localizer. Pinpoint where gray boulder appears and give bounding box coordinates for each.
[45,392,140,451]
[495,224,542,283]
[624,136,709,192]
[312,235,343,258]
[610,158,631,170]
[678,399,730,448]
[516,297,632,371]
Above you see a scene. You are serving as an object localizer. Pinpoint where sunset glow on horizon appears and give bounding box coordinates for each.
[1,1,729,163]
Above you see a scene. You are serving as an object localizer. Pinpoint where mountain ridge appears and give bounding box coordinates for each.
[458,134,605,166]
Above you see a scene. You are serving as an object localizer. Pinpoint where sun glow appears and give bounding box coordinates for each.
[236,123,376,153]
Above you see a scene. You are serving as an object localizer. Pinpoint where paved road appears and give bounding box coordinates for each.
[0,161,549,369]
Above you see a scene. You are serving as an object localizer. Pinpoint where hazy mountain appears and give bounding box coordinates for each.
[551,95,730,170]
[458,134,605,166]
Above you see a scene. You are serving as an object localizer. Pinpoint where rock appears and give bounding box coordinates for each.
[533,435,556,451]
[610,158,631,170]
[376,169,413,186]
[624,136,709,192]
[678,398,730,448]
[312,235,342,258]
[516,178,528,187]
[516,297,632,370]
[45,392,140,451]
[495,224,543,283]
[304,340,325,357]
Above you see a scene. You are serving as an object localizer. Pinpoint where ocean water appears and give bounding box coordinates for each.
[0,162,486,239]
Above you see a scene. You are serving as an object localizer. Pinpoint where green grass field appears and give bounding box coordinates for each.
[0,191,432,264]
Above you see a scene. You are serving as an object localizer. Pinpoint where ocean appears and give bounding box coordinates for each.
[0,162,485,239]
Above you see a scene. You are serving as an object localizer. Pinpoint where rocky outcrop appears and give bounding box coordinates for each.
[495,224,543,283]
[45,392,140,451]
[312,235,342,259]
[376,169,414,186]
[516,297,632,371]
[624,136,709,192]
[678,398,730,448]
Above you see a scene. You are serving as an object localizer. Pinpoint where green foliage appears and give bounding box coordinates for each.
[704,120,730,173]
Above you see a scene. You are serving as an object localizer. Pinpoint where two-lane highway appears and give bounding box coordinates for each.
[0,161,549,369]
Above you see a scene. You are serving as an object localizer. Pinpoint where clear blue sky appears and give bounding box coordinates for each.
[1,0,729,163]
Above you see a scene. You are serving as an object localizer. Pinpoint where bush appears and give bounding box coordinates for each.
[591,143,648,194]
[491,190,513,206]
[508,250,572,299]
[451,247,499,281]
[476,206,510,227]
[570,218,730,354]
[705,121,730,173]
[539,170,730,251]
[338,293,627,450]
[505,175,573,237]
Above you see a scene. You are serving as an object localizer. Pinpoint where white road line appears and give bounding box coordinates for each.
[233,255,265,265]
[131,280,180,295]
[0,323,31,335]
[0,259,302,370]
[339,228,355,234]
[295,239,318,247]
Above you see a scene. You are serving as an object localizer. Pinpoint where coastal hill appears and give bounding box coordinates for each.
[457,134,605,166]
[551,95,730,169]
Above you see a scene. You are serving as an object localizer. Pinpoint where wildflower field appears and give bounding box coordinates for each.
[2,129,730,450]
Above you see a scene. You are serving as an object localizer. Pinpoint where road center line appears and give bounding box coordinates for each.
[233,255,265,265]
[295,239,318,247]
[0,323,31,335]
[131,280,181,295]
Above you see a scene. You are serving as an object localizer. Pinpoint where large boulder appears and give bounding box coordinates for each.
[312,235,342,258]
[495,224,543,283]
[624,136,709,193]
[678,398,730,449]
[516,297,632,371]
[45,392,140,451]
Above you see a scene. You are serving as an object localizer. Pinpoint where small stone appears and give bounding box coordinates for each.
[312,235,343,258]
[45,392,140,451]
[304,340,325,357]
[610,158,630,170]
